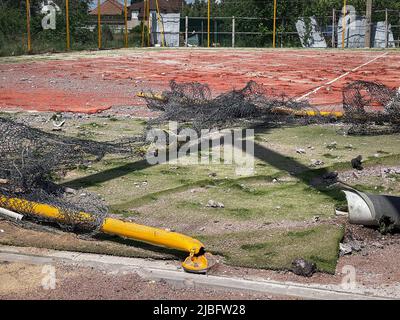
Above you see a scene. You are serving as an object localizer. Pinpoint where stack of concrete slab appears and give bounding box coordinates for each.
[337,14,395,48]
[295,17,327,48]
[151,13,180,47]
[296,14,395,48]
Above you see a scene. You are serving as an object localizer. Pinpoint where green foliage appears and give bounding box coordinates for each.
[0,0,94,56]
[1,0,400,54]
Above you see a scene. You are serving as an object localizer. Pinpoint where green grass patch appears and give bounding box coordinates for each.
[199,224,344,273]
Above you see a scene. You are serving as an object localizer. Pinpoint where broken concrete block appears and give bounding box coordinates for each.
[340,243,353,256]
[206,200,225,208]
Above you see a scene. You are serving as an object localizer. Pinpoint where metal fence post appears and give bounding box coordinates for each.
[97,0,101,49]
[273,0,277,48]
[365,0,372,48]
[342,0,347,48]
[207,0,210,47]
[124,0,128,48]
[232,16,235,48]
[66,0,70,50]
[25,0,32,53]
[385,8,389,48]
[332,9,336,48]
[185,16,188,47]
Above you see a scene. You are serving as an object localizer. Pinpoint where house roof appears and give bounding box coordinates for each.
[129,0,182,16]
[89,0,124,16]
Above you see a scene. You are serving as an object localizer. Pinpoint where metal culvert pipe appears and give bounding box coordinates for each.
[343,188,400,226]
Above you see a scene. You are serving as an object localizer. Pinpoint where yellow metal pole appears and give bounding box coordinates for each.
[98,0,101,49]
[342,0,347,48]
[124,0,128,48]
[155,0,166,47]
[26,0,32,53]
[207,0,210,47]
[0,194,209,273]
[66,0,70,50]
[273,0,277,48]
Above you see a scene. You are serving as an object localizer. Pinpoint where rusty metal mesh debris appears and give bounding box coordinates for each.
[0,117,134,232]
[145,80,326,131]
[343,81,400,135]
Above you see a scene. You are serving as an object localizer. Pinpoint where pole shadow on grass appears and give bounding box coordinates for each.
[61,126,345,256]
[63,127,344,202]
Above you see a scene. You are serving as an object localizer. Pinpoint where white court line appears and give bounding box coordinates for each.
[295,52,389,101]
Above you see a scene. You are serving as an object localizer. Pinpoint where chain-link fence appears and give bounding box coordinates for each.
[179,9,399,48]
[1,1,399,57]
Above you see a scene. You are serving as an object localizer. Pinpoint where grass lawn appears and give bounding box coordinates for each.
[5,112,400,273]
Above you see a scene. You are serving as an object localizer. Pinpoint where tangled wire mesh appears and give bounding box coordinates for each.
[343,80,400,135]
[145,80,327,132]
[0,117,134,232]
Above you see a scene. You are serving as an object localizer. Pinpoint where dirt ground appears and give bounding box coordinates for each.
[1,217,400,299]
[0,261,288,300]
[1,49,399,113]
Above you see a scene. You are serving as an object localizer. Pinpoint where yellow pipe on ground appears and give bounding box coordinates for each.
[272,107,344,118]
[101,218,204,255]
[0,195,209,273]
[137,91,167,101]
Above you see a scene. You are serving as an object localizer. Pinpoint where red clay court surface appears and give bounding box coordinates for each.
[0,49,399,114]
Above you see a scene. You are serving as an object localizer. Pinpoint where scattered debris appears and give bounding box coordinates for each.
[291,258,317,277]
[310,159,324,167]
[64,187,77,195]
[340,231,363,256]
[51,113,65,131]
[379,216,397,235]
[351,155,363,171]
[339,243,353,256]
[327,141,337,150]
[383,168,400,175]
[206,200,225,208]
[371,242,384,249]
